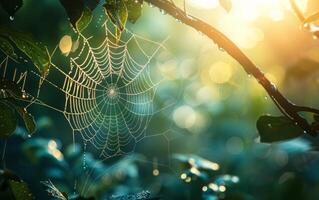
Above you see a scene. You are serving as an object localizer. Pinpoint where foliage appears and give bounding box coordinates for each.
[0,0,319,199]
[0,27,50,77]
[0,79,36,138]
[0,169,35,200]
[256,116,305,143]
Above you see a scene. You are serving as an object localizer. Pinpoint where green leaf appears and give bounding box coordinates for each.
[219,0,232,12]
[0,27,51,77]
[59,0,84,29]
[256,115,304,143]
[104,0,128,31]
[14,106,36,135]
[0,101,17,138]
[76,7,93,32]
[0,79,35,135]
[126,0,142,23]
[0,37,17,59]
[0,0,23,18]
[0,170,35,200]
[9,180,35,200]
[59,0,95,31]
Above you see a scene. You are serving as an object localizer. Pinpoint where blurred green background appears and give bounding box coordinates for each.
[2,0,319,199]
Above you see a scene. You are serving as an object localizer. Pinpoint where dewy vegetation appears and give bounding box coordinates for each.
[1,0,319,142]
[1,0,319,198]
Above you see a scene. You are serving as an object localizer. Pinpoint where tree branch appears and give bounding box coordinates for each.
[145,0,319,136]
[289,0,319,39]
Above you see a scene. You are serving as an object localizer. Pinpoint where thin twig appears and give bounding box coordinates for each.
[289,0,319,38]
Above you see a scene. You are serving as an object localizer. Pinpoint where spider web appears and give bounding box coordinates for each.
[0,15,178,160]
[47,20,169,158]
[0,10,194,199]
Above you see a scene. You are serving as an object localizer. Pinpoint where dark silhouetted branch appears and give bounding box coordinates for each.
[145,0,319,135]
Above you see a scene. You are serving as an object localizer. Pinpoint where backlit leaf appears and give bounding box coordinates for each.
[103,0,128,31]
[76,7,93,32]
[0,27,51,77]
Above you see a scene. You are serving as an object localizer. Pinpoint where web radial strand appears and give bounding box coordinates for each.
[60,20,166,158]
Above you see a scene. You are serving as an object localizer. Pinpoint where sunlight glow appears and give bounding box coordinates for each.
[48,140,64,161]
[208,183,219,191]
[190,0,308,21]
[189,0,219,9]
[202,186,208,192]
[59,35,72,55]
[219,185,226,192]
[209,61,233,84]
[189,0,308,49]
[153,169,160,176]
[173,105,197,129]
[180,173,187,179]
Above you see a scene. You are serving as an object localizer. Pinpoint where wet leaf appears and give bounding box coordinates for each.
[14,106,36,135]
[219,0,232,12]
[9,180,35,200]
[76,7,93,32]
[0,0,23,18]
[126,0,142,23]
[0,101,17,138]
[0,27,50,77]
[0,37,17,60]
[103,0,128,31]
[256,115,304,143]
[0,170,35,200]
